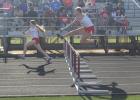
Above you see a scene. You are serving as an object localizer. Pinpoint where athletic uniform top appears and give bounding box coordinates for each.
[76,15,94,28]
[26,26,39,38]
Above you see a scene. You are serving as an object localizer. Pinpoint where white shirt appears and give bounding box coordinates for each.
[26,26,39,38]
[112,11,117,21]
[78,15,94,27]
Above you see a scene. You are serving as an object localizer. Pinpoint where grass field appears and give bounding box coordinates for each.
[0,95,140,100]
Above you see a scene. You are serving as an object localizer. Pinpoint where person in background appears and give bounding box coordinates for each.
[122,16,128,34]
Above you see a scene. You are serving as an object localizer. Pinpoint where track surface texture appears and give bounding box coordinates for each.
[84,56,140,95]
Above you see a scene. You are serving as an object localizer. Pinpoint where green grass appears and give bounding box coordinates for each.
[0,95,140,100]
[3,36,140,45]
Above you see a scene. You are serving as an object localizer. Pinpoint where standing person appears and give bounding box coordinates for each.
[19,20,51,64]
[59,7,96,44]
[121,16,128,34]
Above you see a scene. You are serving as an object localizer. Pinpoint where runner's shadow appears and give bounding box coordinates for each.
[20,64,56,76]
[94,82,127,100]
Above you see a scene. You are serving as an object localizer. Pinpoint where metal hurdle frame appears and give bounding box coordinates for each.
[63,39,81,91]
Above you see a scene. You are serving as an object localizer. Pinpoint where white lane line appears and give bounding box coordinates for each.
[0,94,77,97]
[91,66,140,68]
[99,76,140,79]
[119,83,140,86]
[0,78,72,80]
[95,71,140,73]
[0,85,71,88]
[88,62,140,64]
[0,72,69,75]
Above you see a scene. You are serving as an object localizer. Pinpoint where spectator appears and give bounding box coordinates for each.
[13,0,21,7]
[85,2,96,18]
[106,2,113,16]
[77,0,85,7]
[115,9,124,33]
[112,0,119,4]
[43,8,54,27]
[47,0,53,10]
[3,0,13,16]
[91,0,96,6]
[111,8,117,25]
[0,0,4,7]
[50,0,62,13]
[116,3,125,15]
[100,7,109,26]
[56,6,69,29]
[121,16,128,34]
[62,0,73,15]
[14,6,23,17]
[62,0,73,9]
[20,0,28,16]
[27,6,38,21]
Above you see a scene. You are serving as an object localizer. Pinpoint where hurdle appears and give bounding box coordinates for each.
[64,39,80,79]
[63,39,110,95]
[0,34,26,63]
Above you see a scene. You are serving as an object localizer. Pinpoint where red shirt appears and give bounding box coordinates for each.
[122,19,128,29]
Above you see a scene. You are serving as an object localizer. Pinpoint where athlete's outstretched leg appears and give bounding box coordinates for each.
[34,44,49,58]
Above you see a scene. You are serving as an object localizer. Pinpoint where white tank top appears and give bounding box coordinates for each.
[28,26,39,38]
[79,15,94,27]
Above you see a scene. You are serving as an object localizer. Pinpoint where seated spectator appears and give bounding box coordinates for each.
[91,0,96,6]
[3,0,13,16]
[106,2,113,16]
[116,3,125,15]
[85,2,96,18]
[111,8,117,26]
[62,0,73,16]
[51,0,62,14]
[77,0,85,7]
[0,0,4,8]
[56,6,69,29]
[112,0,119,4]
[14,6,23,17]
[43,7,54,27]
[115,9,124,33]
[100,7,109,26]
[13,0,21,8]
[13,6,24,27]
[20,1,28,16]
[27,6,38,21]
[100,7,109,18]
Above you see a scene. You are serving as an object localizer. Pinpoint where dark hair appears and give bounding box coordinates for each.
[59,6,65,12]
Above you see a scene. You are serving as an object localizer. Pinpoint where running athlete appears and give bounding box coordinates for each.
[60,6,96,44]
[19,20,51,64]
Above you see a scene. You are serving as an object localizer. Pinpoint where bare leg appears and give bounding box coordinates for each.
[64,26,95,44]
[23,41,34,56]
[64,27,85,37]
[80,32,95,44]
[34,43,50,59]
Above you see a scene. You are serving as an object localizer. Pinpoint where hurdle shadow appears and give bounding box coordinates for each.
[93,82,127,100]
[20,64,56,76]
